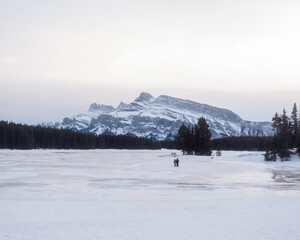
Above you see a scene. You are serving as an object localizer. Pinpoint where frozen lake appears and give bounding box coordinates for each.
[1,149,300,240]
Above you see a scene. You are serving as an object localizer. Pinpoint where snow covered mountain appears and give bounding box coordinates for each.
[44,92,274,140]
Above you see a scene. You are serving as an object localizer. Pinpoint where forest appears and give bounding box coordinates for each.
[212,136,272,151]
[0,121,170,150]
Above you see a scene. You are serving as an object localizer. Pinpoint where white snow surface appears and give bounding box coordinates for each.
[1,149,300,240]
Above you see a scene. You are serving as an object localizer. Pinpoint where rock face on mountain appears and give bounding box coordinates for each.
[45,92,274,140]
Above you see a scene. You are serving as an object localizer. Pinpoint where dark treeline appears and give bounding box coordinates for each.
[212,136,272,151]
[0,121,168,150]
[265,103,300,161]
[159,140,175,149]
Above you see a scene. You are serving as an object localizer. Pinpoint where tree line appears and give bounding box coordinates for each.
[265,103,300,161]
[0,121,167,150]
[212,136,272,151]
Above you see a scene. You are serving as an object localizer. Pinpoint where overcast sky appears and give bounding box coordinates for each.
[1,0,300,124]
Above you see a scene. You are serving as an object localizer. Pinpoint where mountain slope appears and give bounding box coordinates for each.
[45,92,274,140]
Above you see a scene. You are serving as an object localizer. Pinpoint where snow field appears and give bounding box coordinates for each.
[0,149,300,240]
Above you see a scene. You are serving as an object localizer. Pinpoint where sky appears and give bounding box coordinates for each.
[1,0,300,124]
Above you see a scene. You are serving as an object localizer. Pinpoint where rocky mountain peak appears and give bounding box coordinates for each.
[89,103,115,113]
[134,92,155,103]
[117,101,130,110]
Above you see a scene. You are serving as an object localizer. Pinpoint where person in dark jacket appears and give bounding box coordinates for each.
[173,159,177,167]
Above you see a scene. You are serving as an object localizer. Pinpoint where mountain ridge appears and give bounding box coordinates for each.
[43,92,274,140]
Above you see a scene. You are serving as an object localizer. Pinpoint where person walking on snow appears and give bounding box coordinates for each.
[173,158,177,167]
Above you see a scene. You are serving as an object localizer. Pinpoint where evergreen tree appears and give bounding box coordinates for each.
[174,123,185,152]
[193,117,212,155]
[272,112,281,134]
[189,126,195,154]
[278,109,290,160]
[174,123,193,154]
[298,111,300,155]
[290,103,299,149]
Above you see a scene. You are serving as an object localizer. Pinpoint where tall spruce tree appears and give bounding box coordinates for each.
[272,112,281,134]
[290,103,298,148]
[278,109,290,160]
[298,124,300,155]
[193,117,212,156]
[297,106,300,155]
[174,123,193,154]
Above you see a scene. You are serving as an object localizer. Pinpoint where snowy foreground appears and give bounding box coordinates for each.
[1,150,300,240]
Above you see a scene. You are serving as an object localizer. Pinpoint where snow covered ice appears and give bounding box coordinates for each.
[1,149,300,240]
